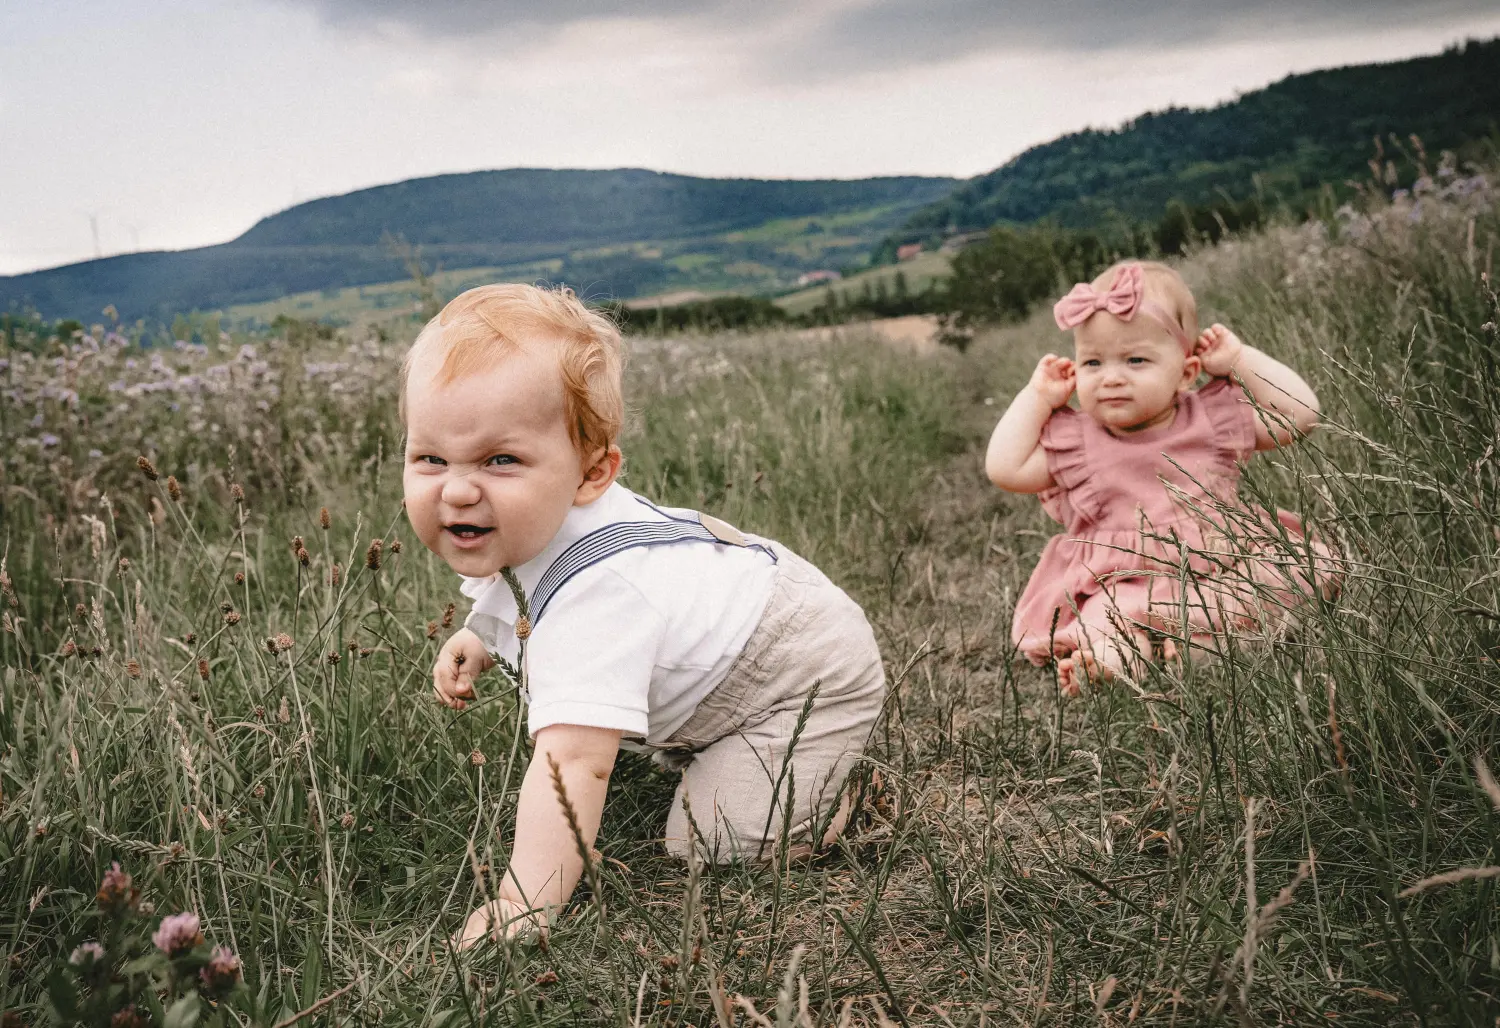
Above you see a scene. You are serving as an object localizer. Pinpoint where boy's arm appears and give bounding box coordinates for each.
[1198,325,1320,449]
[497,724,622,930]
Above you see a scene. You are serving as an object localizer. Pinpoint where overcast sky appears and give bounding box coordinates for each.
[3,1,1498,276]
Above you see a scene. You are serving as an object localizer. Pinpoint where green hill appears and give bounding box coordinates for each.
[0,169,956,323]
[878,37,1500,258]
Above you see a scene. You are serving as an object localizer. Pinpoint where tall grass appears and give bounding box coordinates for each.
[2,166,1498,1025]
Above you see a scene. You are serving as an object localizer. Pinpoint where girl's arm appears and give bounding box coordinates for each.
[1196,324,1320,450]
[985,354,1074,493]
[458,724,621,944]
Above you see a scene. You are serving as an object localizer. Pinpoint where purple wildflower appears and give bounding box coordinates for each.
[95,862,138,914]
[152,911,203,955]
[198,945,242,998]
[39,434,59,447]
[69,941,105,966]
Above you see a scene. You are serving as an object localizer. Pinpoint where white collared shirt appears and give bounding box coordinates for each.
[459,483,778,743]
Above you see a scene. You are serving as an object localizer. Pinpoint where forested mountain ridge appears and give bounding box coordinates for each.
[879,37,1500,257]
[0,170,956,322]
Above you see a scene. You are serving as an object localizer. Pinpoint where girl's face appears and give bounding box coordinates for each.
[1073,317,1200,435]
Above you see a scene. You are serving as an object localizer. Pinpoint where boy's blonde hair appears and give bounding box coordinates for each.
[401,283,625,457]
[1090,260,1198,343]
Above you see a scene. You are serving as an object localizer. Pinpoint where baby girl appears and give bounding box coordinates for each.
[985,261,1332,692]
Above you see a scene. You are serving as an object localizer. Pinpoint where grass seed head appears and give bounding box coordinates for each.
[117,557,130,575]
[75,603,87,618]
[135,455,159,481]
[442,602,456,628]
[124,660,142,679]
[197,659,210,680]
[234,571,244,584]
[426,620,439,639]
[330,563,341,586]
[166,475,181,501]
[365,538,383,571]
[389,539,401,554]
[230,483,244,503]
[340,812,356,830]
[319,506,331,529]
[223,610,241,626]
[59,641,76,658]
[470,749,487,766]
[277,697,290,724]
[326,650,341,665]
[515,615,532,640]
[274,632,294,652]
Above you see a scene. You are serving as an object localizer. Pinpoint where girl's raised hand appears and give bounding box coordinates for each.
[1195,323,1246,378]
[1027,354,1076,409]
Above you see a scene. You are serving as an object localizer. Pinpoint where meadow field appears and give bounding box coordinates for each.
[2,169,1499,1026]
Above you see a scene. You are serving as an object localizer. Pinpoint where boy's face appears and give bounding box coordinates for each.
[403,343,610,578]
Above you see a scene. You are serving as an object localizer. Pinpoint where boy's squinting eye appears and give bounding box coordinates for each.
[486,454,519,467]
[1127,356,1149,365]
[415,454,447,466]
[1081,359,1101,368]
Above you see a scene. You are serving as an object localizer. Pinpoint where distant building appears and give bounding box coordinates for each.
[896,243,923,262]
[796,269,842,287]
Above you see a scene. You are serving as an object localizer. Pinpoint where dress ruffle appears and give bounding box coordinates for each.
[1038,407,1104,526]
[1196,377,1258,467]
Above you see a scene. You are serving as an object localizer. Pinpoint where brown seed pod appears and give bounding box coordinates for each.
[223,611,241,626]
[166,475,182,501]
[515,615,532,640]
[197,659,210,680]
[442,602,456,628]
[124,660,142,679]
[135,455,159,480]
[319,506,331,530]
[364,539,383,571]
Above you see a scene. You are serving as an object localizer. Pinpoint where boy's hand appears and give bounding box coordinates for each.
[1027,354,1076,409]
[453,897,544,950]
[1195,323,1246,378]
[433,627,495,710]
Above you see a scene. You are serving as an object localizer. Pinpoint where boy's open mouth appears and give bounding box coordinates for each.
[445,524,494,541]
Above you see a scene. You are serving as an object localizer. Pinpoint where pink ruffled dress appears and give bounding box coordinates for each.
[1012,378,1332,664]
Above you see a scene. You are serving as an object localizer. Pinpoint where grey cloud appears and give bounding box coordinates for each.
[280,0,783,36]
[277,0,1499,72]
[795,0,1500,72]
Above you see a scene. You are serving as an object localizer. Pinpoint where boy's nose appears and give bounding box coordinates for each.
[440,473,481,506]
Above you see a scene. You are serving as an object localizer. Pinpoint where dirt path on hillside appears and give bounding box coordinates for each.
[795,314,943,354]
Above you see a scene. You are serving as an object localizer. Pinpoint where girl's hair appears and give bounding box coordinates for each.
[1090,260,1198,343]
[400,283,625,457]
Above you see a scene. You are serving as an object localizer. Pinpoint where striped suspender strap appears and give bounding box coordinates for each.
[528,498,776,625]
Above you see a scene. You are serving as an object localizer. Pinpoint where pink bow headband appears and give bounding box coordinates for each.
[1052,263,1192,352]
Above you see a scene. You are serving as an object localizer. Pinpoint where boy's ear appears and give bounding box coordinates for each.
[1179,354,1202,392]
[575,445,623,505]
